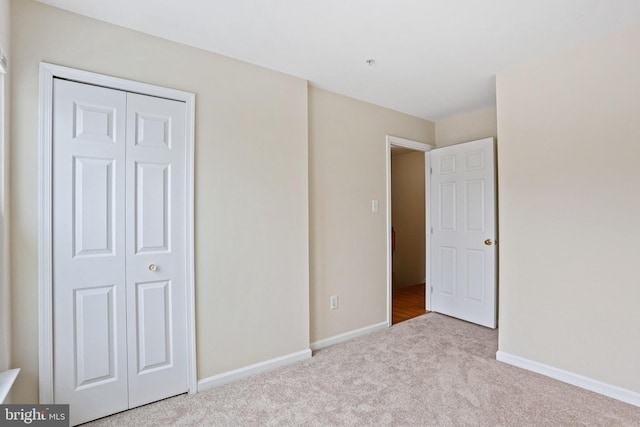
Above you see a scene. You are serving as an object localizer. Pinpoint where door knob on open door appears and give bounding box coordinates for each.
[484,239,493,246]
[148,264,157,271]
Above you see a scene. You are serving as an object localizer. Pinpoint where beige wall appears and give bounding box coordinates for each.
[0,0,10,374]
[391,151,425,288]
[435,107,497,147]
[497,25,640,393]
[11,0,309,402]
[309,87,434,343]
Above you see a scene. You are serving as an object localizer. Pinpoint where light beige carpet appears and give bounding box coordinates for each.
[85,313,640,426]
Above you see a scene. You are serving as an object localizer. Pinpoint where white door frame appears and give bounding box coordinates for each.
[38,62,197,403]
[385,135,435,326]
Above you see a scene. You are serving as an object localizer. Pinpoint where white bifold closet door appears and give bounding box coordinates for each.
[52,78,188,425]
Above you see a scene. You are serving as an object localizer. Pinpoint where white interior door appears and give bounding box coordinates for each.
[52,79,188,425]
[53,79,129,423]
[430,138,497,328]
[125,92,188,407]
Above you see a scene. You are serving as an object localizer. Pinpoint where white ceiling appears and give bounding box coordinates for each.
[36,0,640,120]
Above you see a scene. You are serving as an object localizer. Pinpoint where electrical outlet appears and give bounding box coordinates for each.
[330,295,339,310]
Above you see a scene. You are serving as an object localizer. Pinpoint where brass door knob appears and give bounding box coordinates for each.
[484,239,493,246]
[148,264,157,271]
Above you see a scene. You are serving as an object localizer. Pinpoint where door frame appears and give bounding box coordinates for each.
[385,135,434,326]
[38,63,197,403]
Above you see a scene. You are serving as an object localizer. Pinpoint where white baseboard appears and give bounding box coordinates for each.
[310,321,388,351]
[197,349,311,392]
[496,351,640,407]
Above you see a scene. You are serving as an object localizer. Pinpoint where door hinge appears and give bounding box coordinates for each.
[430,226,433,234]
[430,167,433,174]
[430,285,434,293]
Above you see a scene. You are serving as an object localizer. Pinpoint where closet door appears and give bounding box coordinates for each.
[125,93,188,407]
[52,80,189,424]
[52,79,129,423]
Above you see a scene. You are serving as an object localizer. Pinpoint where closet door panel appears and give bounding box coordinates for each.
[52,79,128,425]
[125,92,188,408]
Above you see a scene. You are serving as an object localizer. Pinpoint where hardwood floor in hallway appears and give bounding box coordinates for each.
[392,283,429,324]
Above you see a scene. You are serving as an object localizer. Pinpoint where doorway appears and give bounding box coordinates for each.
[387,137,498,329]
[385,136,434,326]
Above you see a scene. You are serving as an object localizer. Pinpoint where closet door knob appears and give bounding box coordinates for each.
[148,264,157,272]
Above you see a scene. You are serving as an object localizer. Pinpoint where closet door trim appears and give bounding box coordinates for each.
[38,62,196,404]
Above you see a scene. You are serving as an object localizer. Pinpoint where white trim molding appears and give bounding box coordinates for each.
[198,349,312,392]
[0,41,7,74]
[387,135,434,151]
[310,321,388,351]
[385,136,435,324]
[0,368,20,403]
[496,351,640,407]
[38,62,197,403]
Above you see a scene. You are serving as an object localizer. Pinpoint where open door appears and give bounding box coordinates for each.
[430,138,497,328]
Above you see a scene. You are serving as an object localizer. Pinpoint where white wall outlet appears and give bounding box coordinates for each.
[371,199,379,213]
[330,295,339,310]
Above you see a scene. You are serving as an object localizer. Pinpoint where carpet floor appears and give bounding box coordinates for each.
[85,313,640,426]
